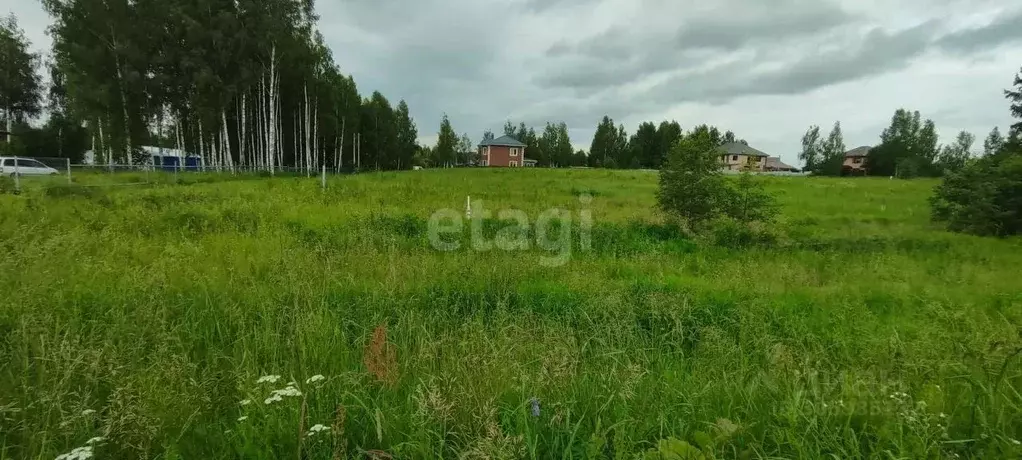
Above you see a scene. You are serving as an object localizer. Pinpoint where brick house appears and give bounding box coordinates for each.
[843,146,871,175]
[719,142,770,171]
[478,135,528,167]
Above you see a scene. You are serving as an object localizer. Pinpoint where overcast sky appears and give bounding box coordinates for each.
[6,0,1022,165]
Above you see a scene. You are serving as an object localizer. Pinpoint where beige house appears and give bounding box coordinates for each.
[843,146,870,175]
[719,142,770,171]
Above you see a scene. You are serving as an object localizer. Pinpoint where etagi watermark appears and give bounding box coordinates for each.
[427,195,593,267]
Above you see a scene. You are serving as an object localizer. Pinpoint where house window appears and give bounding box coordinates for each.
[510,160,518,167]
[732,155,738,161]
[510,148,519,156]
[853,158,863,164]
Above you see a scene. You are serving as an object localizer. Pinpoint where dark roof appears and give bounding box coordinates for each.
[719,142,770,157]
[765,157,798,171]
[479,135,526,148]
[845,146,871,158]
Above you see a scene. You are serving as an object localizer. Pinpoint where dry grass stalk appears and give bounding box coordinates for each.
[363,324,398,386]
[332,404,347,460]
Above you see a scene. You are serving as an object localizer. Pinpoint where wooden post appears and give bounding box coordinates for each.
[321,163,326,190]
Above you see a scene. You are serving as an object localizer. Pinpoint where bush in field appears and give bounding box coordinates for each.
[930,146,1022,236]
[657,133,778,233]
[656,130,729,230]
[723,173,778,224]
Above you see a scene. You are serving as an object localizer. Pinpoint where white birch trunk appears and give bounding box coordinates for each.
[338,116,345,172]
[115,56,132,167]
[221,110,232,172]
[267,45,278,175]
[312,98,319,171]
[198,119,206,171]
[304,83,310,176]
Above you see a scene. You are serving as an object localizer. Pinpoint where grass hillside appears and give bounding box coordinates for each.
[2,169,1021,459]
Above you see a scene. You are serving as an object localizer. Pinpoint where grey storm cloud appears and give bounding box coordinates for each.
[936,8,1022,53]
[640,21,941,108]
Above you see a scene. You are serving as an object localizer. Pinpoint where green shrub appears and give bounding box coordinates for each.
[658,135,778,233]
[722,173,778,223]
[930,149,1022,236]
[656,132,729,231]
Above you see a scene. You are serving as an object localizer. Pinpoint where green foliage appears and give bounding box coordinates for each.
[434,114,458,167]
[799,125,822,171]
[3,169,1022,459]
[801,122,846,176]
[658,131,778,233]
[1007,67,1022,133]
[931,148,1022,236]
[985,127,1005,156]
[868,109,941,177]
[723,173,779,224]
[0,14,42,124]
[657,129,728,230]
[936,130,975,175]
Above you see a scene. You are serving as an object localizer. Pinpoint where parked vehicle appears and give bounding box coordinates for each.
[0,157,60,176]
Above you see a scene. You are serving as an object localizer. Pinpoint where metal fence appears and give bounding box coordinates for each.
[2,157,346,194]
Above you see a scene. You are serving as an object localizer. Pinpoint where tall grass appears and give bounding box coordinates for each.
[1,169,1021,458]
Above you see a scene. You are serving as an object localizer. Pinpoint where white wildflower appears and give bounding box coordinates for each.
[264,394,283,405]
[80,409,96,416]
[305,375,325,384]
[55,446,93,460]
[85,437,104,445]
[237,416,248,422]
[271,386,302,398]
[307,424,330,436]
[239,399,251,406]
[1012,438,1021,446]
[939,413,947,418]
[256,375,281,384]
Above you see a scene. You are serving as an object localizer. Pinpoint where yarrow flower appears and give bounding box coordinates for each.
[305,375,325,384]
[239,399,251,406]
[272,386,302,398]
[307,424,330,436]
[264,394,283,405]
[55,446,93,460]
[256,375,281,384]
[237,416,248,422]
[264,385,302,405]
[80,409,96,416]
[1012,438,1021,446]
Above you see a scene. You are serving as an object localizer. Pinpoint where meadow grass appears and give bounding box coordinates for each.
[1,169,1021,459]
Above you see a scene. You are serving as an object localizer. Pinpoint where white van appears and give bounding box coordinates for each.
[0,157,60,176]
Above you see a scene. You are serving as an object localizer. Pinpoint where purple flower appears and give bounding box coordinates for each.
[529,397,540,417]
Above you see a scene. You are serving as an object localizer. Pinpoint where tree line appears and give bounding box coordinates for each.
[1,4,418,173]
[801,70,1022,178]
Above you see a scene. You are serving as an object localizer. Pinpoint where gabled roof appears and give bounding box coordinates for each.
[765,157,797,170]
[479,135,526,148]
[845,146,871,158]
[719,142,770,157]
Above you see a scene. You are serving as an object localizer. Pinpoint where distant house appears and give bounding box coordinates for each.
[478,135,528,167]
[764,157,799,172]
[843,146,870,175]
[719,142,770,171]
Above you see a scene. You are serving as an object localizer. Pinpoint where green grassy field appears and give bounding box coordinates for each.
[2,169,1021,459]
